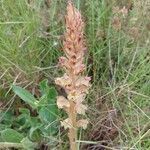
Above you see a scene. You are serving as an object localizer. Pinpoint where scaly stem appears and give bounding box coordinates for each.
[68,101,77,150]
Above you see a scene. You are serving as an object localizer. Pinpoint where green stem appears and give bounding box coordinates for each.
[0,142,23,149]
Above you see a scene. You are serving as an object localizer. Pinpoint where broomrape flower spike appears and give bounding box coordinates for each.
[55,1,91,150]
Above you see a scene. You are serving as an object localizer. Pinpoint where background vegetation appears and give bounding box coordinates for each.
[0,0,149,149]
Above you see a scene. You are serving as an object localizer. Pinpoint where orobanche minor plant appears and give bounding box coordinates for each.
[55,1,91,149]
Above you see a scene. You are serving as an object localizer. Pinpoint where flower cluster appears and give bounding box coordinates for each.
[55,1,90,131]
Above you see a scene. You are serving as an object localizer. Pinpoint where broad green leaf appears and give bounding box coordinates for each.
[30,117,41,127]
[29,126,41,141]
[47,87,58,101]
[38,94,48,106]
[1,129,24,143]
[39,106,58,135]
[39,107,56,123]
[12,85,38,109]
[41,122,58,136]
[16,108,30,124]
[21,137,38,150]
[39,79,49,95]
[16,114,31,130]
[19,108,30,116]
[0,111,14,125]
[38,87,58,106]
[0,124,8,131]
[16,108,31,128]
[39,90,58,123]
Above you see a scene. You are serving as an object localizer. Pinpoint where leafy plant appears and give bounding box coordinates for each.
[0,79,59,149]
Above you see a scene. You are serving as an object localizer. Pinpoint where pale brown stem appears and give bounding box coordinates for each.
[68,72,77,150]
[68,101,77,150]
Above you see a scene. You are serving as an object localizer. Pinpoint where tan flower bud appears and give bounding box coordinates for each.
[57,96,70,109]
[77,119,89,129]
[75,102,87,115]
[61,118,72,129]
